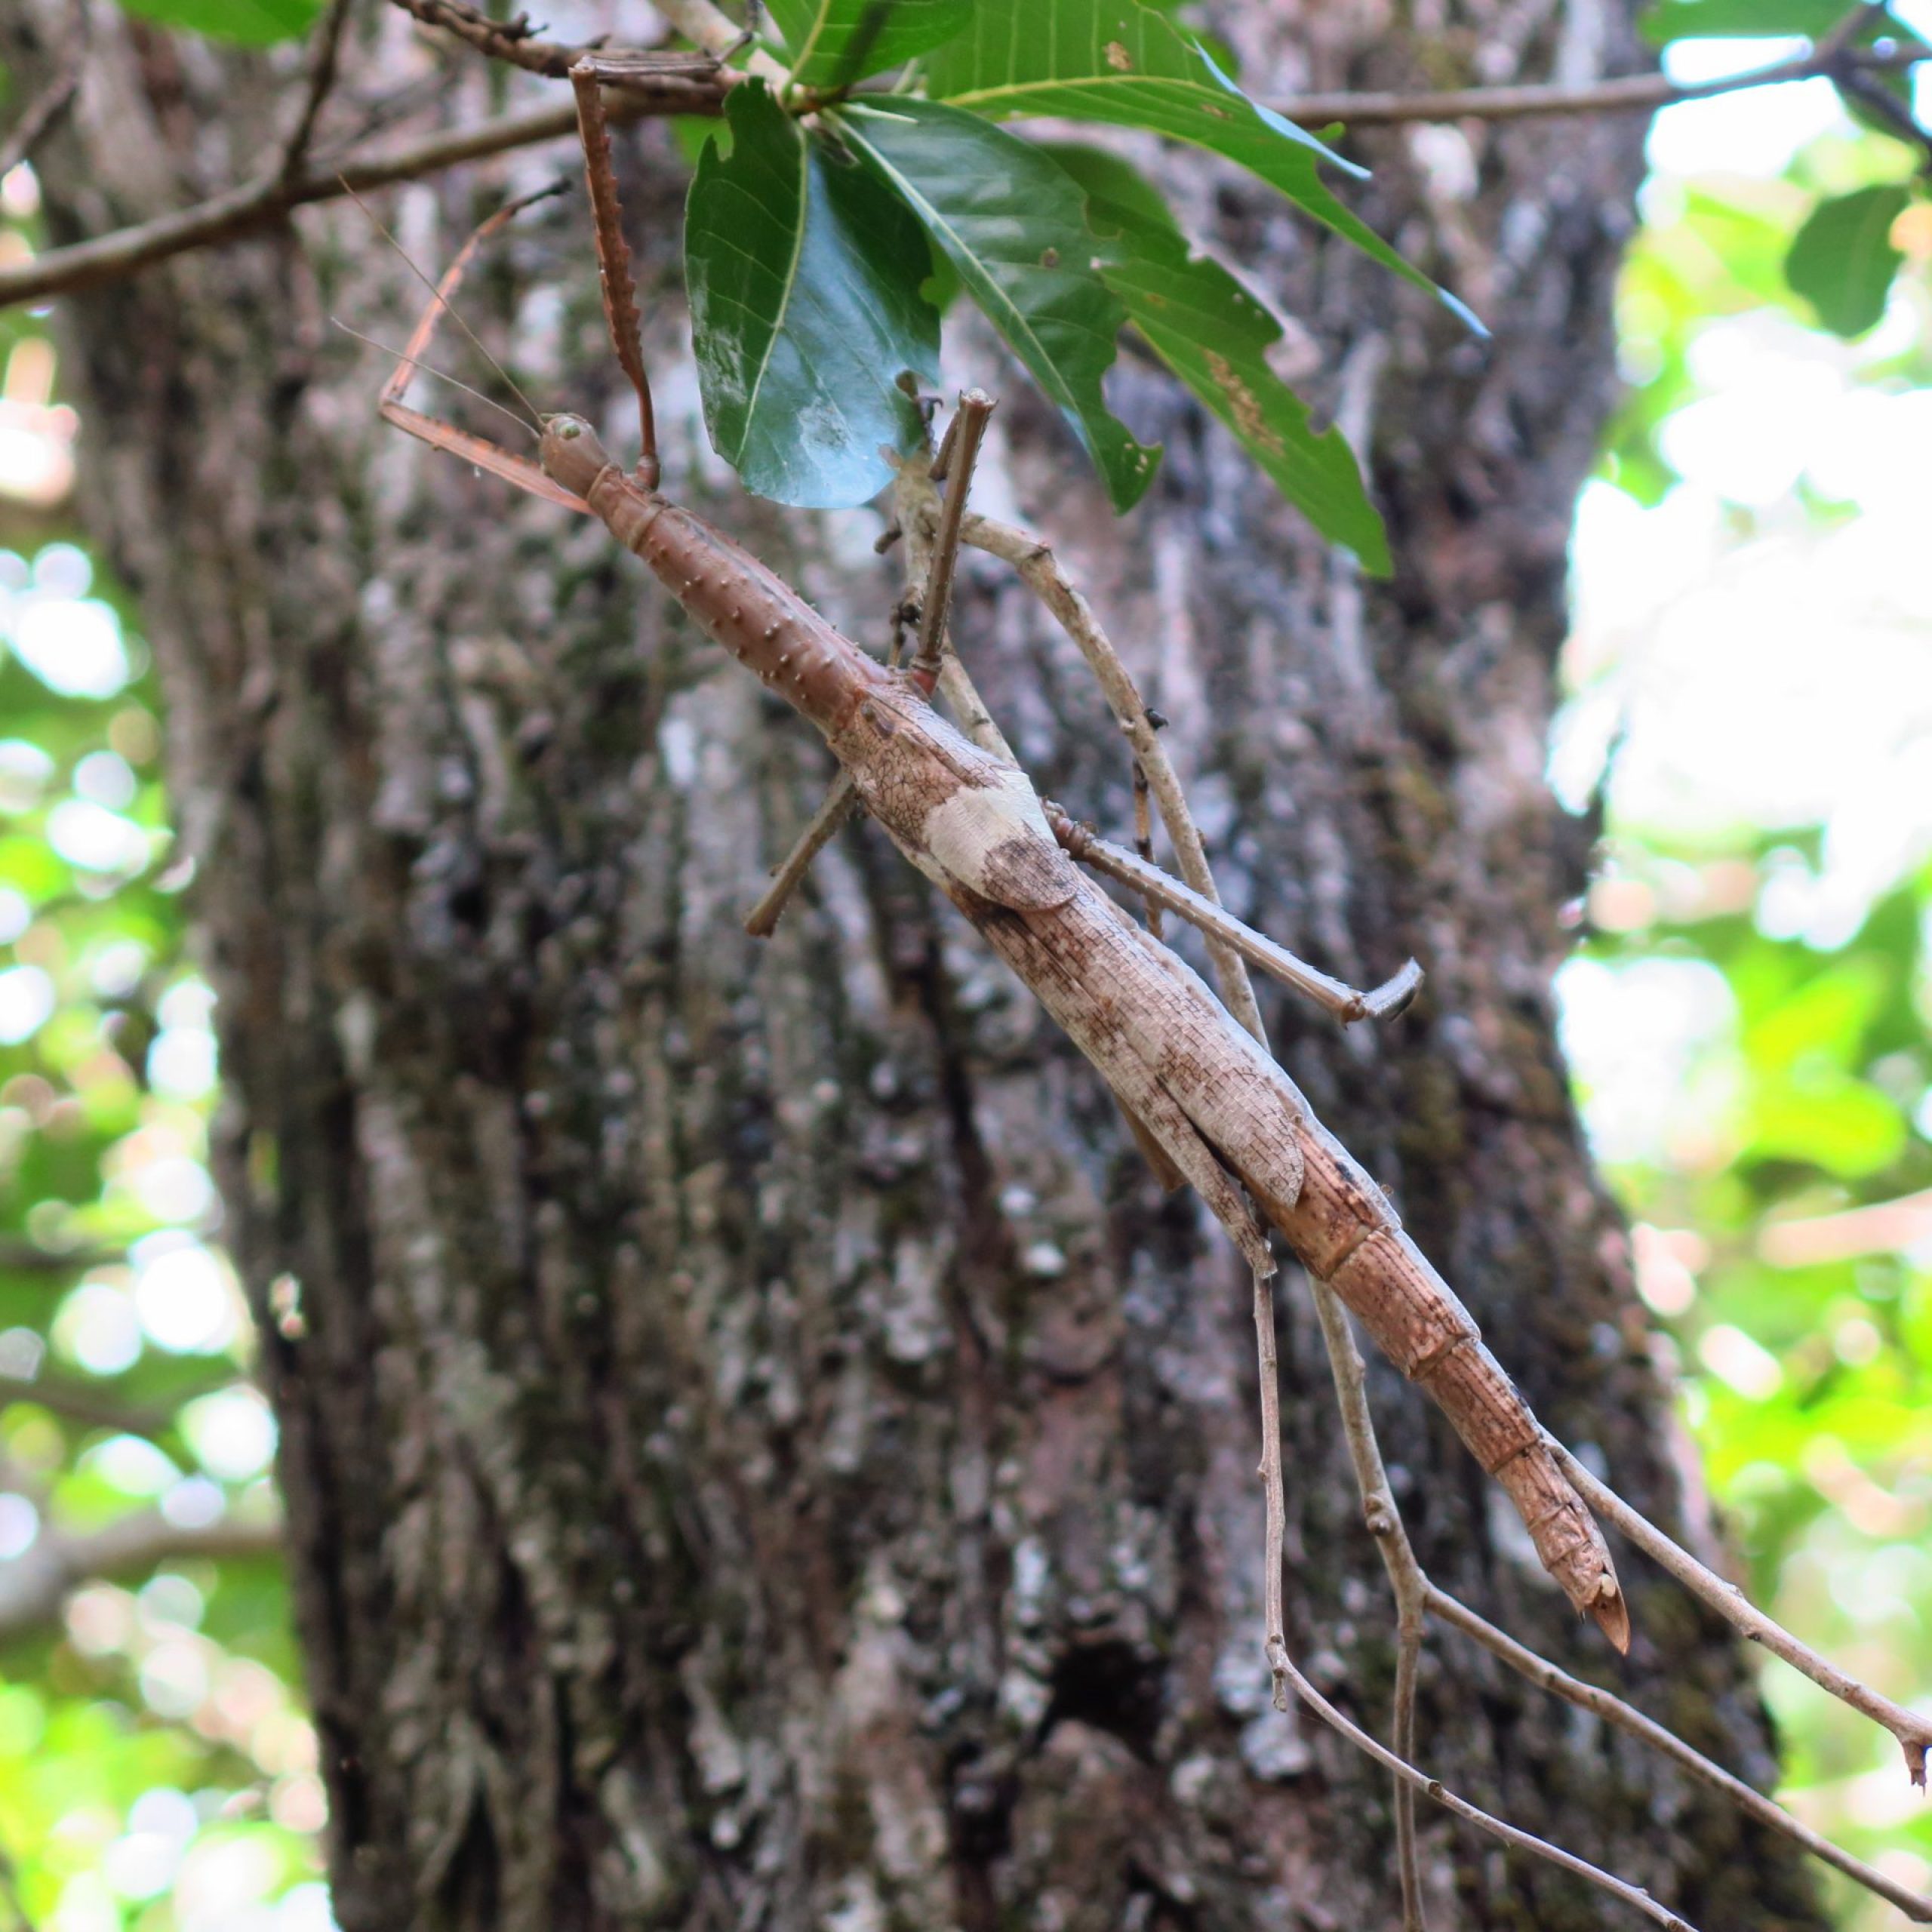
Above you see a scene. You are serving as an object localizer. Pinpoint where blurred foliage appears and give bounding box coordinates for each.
[0,152,321,1932]
[0,5,1927,1930]
[1573,13,1932,1927]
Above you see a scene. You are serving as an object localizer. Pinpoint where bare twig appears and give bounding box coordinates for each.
[1274,42,1926,131]
[0,74,733,311]
[1817,3,1883,64]
[0,1371,209,1443]
[909,390,995,687]
[0,1238,122,1275]
[1273,1640,1698,1930]
[1043,804,1422,1023]
[0,1509,283,1644]
[1424,1584,1932,1922]
[388,0,605,81]
[1548,1438,1932,1786]
[0,1,84,180]
[278,0,355,184]
[8,30,1918,315]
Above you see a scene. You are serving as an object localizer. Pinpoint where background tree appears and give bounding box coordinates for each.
[0,2,1924,1927]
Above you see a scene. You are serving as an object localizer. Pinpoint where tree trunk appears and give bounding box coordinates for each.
[13,2,1829,1925]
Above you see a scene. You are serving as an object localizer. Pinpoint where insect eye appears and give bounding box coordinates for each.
[558,420,582,440]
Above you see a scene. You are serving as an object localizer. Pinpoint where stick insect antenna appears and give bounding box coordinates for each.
[345,179,561,433]
[569,60,660,489]
[332,320,541,441]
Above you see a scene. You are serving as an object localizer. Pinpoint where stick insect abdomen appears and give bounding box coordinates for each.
[1247,1108,1629,1646]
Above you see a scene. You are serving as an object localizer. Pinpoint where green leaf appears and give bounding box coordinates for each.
[1784,185,1909,338]
[763,0,973,89]
[924,0,1481,332]
[1641,0,1903,42]
[1049,146,1390,573]
[838,100,1161,512]
[113,0,320,45]
[685,81,941,509]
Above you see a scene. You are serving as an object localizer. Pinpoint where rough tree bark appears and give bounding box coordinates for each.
[11,0,1831,1926]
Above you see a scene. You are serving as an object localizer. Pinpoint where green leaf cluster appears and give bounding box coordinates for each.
[1642,1,1930,340]
[675,0,1473,566]
[93,0,1510,568]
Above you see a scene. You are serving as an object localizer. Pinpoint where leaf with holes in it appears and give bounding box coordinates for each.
[1049,145,1390,575]
[762,0,974,90]
[114,0,320,42]
[838,100,1161,513]
[685,80,940,509]
[1784,184,1911,338]
[924,0,1481,333]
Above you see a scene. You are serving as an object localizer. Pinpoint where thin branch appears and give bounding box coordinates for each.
[653,0,757,60]
[0,1372,200,1442]
[10,29,1919,314]
[278,0,355,184]
[1424,1584,1932,1923]
[0,1238,122,1275]
[1548,1438,1932,1786]
[0,0,85,180]
[0,1509,283,1645]
[0,73,732,312]
[1273,42,1927,131]
[387,0,610,81]
[1272,1639,1698,1930]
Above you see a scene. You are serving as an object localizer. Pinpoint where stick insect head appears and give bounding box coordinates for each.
[540,414,618,497]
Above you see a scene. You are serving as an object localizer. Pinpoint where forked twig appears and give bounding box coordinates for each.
[1549,1438,1932,1786]
[0,81,731,312]
[1424,1585,1932,1921]
[278,0,354,184]
[1253,1301,1694,1927]
[1273,1641,1697,1930]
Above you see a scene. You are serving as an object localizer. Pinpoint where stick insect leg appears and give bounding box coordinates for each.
[1044,804,1424,1024]
[568,60,659,486]
[374,186,589,513]
[749,392,997,937]
[909,389,995,688]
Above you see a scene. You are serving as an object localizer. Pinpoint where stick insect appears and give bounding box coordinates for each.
[374,62,1630,1653]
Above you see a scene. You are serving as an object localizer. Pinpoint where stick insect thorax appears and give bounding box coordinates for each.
[542,412,906,739]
